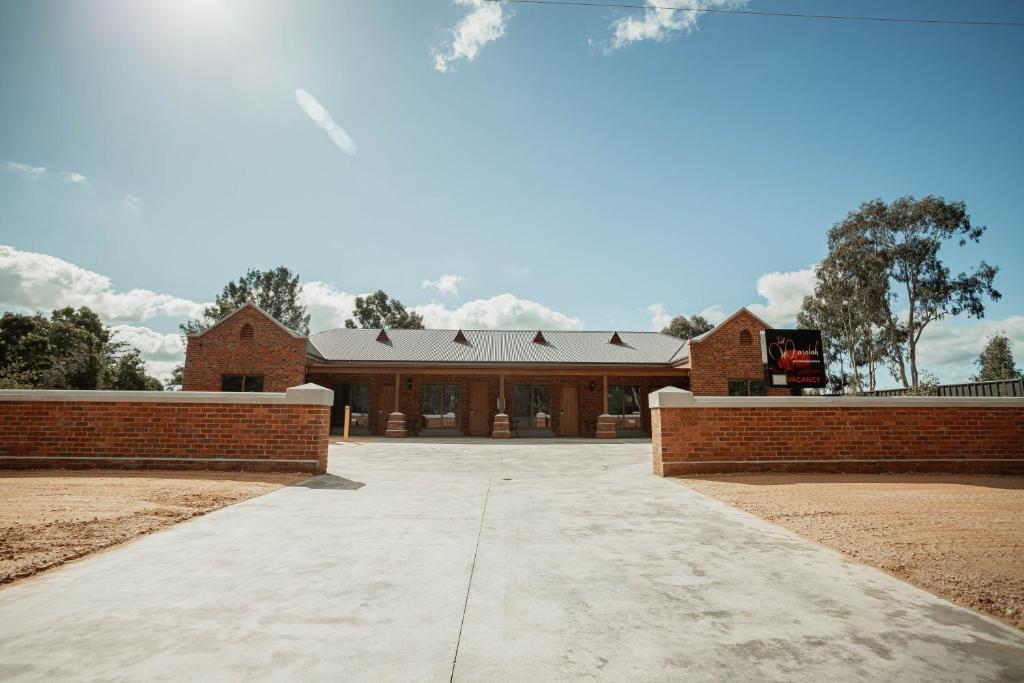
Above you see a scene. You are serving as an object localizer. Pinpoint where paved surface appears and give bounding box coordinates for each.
[1,439,1022,682]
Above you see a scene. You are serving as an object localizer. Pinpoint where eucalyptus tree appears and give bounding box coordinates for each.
[179,266,310,338]
[661,314,714,341]
[344,290,425,329]
[822,196,1000,388]
[973,334,1022,382]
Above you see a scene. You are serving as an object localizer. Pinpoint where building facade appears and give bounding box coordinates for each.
[182,304,783,438]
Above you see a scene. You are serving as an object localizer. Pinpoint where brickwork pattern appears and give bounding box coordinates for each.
[688,310,788,397]
[183,307,308,392]
[652,404,1024,476]
[0,400,329,474]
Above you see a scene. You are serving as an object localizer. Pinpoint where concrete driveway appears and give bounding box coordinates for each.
[1,439,1022,681]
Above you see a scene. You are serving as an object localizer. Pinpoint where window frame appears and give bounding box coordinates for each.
[421,383,460,428]
[513,384,551,428]
[222,374,264,392]
[728,379,767,396]
[606,384,643,429]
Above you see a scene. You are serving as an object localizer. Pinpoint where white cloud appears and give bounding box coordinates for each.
[61,171,89,186]
[298,281,359,332]
[122,193,141,214]
[915,315,1024,384]
[0,244,206,323]
[6,161,46,178]
[648,303,727,331]
[433,0,510,73]
[414,293,581,330]
[608,0,746,50]
[295,89,357,156]
[746,265,817,327]
[422,273,464,298]
[698,304,727,324]
[647,303,672,330]
[111,325,186,361]
[111,325,186,382]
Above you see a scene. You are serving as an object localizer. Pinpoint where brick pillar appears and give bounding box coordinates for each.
[492,413,511,439]
[596,414,617,439]
[385,411,408,438]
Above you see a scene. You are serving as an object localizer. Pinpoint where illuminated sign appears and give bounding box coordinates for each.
[760,329,827,389]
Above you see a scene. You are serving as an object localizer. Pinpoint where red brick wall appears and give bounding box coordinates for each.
[183,307,308,392]
[652,401,1024,476]
[688,310,788,396]
[0,399,329,474]
[308,372,687,436]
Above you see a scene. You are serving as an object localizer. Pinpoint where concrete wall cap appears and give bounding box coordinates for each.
[648,387,695,408]
[0,389,290,404]
[649,393,1024,408]
[285,383,335,406]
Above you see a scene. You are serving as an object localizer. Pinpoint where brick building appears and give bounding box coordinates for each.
[183,304,782,438]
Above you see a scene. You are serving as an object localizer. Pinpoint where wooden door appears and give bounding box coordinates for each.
[560,385,579,437]
[378,385,395,434]
[469,382,489,436]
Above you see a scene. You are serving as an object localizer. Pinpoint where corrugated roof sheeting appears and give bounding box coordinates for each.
[308,329,687,366]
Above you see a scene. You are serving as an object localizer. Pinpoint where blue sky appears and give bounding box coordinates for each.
[1,0,1022,384]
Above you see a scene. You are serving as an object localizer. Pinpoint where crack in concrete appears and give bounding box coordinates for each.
[450,477,492,682]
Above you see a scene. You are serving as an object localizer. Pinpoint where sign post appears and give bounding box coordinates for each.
[761,329,827,391]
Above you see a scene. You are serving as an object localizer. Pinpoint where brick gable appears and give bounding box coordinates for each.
[182,306,308,392]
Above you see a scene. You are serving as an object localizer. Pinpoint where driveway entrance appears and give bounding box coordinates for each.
[0,441,1021,681]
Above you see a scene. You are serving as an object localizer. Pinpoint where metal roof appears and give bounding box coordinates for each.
[308,329,687,366]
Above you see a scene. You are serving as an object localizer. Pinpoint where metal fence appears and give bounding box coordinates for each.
[862,378,1024,398]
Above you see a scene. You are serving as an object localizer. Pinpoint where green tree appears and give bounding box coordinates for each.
[345,290,424,329]
[819,195,1000,388]
[180,266,310,338]
[973,334,1022,382]
[0,308,163,390]
[660,314,714,341]
[166,364,185,391]
[107,349,164,391]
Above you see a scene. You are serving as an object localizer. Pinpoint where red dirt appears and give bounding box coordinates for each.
[0,470,307,586]
[675,474,1024,629]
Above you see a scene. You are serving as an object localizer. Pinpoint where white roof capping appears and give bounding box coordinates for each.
[668,307,772,364]
[187,302,306,339]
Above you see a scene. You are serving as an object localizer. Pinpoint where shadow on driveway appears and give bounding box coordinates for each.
[292,474,365,490]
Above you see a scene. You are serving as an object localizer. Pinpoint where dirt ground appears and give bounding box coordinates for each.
[675,474,1024,629]
[0,470,308,586]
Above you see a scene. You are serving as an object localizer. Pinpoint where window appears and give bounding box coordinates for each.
[332,383,370,430]
[728,379,767,396]
[514,384,550,428]
[222,375,264,392]
[240,324,254,340]
[350,383,369,428]
[422,383,460,428]
[606,384,642,429]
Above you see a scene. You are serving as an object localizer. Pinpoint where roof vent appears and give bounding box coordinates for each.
[453,329,468,345]
[240,323,254,340]
[532,331,547,345]
[609,331,623,345]
[376,329,390,343]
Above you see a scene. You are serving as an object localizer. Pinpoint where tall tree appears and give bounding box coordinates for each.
[345,290,424,329]
[973,334,1022,382]
[0,308,162,390]
[822,196,1000,388]
[180,266,310,338]
[798,230,889,392]
[660,314,714,341]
